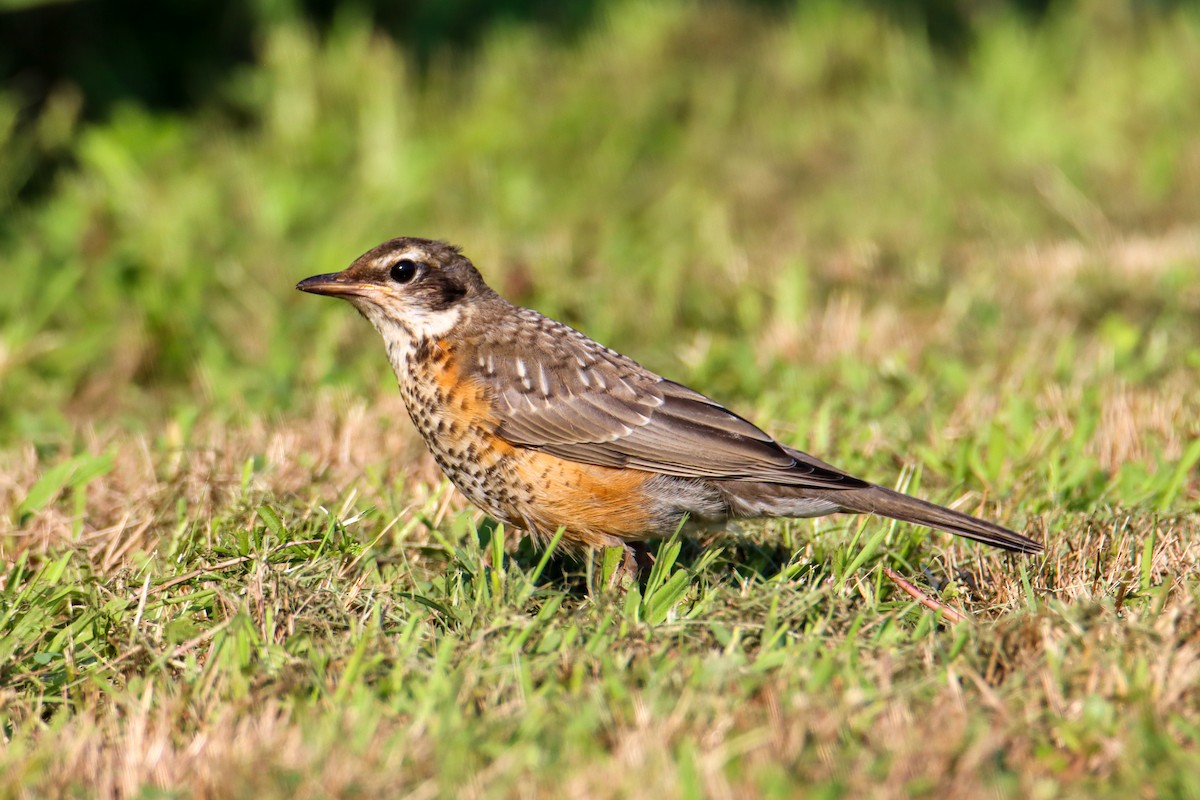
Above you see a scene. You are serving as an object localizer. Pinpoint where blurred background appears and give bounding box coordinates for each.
[1,0,1198,468]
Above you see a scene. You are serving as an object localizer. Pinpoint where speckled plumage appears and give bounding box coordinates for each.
[298,237,1043,566]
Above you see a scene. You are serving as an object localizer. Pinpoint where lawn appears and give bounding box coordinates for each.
[2,3,1199,797]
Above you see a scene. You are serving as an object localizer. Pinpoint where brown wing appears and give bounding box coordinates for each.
[468,309,866,489]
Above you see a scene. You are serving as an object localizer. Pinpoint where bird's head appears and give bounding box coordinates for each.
[297,237,496,341]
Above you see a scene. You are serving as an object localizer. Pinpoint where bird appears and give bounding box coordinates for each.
[297,237,1042,579]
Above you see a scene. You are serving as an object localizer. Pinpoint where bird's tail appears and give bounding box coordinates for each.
[824,484,1042,554]
[717,478,1043,554]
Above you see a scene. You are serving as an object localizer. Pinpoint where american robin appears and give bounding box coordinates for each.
[298,237,1042,577]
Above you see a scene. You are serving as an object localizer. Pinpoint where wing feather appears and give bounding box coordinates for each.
[471,311,866,488]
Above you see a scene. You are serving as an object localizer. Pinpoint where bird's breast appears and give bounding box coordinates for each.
[390,336,729,549]
[393,337,522,522]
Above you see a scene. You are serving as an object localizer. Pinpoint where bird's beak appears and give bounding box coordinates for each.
[296,272,371,298]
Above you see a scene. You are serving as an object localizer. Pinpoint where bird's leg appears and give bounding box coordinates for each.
[611,541,655,589]
[585,541,656,595]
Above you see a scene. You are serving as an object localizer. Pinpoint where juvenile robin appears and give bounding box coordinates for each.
[298,237,1042,577]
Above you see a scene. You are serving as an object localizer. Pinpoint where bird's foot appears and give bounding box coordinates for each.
[586,541,656,595]
[607,541,655,590]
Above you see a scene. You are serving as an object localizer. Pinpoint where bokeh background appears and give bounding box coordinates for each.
[4,0,1197,446]
[3,1,1200,797]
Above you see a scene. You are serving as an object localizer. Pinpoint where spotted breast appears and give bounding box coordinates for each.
[393,312,727,552]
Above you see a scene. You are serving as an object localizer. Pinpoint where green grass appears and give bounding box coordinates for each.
[2,2,1200,797]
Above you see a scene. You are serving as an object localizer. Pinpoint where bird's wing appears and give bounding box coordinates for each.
[466,314,866,489]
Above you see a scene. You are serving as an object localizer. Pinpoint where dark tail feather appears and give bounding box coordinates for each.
[831,485,1043,554]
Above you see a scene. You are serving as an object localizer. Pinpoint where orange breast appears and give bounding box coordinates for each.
[509,452,660,548]
[404,337,661,549]
[409,340,513,461]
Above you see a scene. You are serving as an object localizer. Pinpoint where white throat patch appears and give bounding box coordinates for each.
[352,297,462,370]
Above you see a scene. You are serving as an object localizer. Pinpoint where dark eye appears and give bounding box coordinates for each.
[389,259,419,284]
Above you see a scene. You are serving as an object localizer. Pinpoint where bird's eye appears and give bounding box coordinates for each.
[389,259,419,284]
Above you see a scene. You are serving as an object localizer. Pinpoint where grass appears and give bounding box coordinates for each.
[2,1,1200,797]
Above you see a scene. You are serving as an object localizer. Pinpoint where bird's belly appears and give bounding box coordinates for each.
[417,414,727,549]
[402,403,524,527]
[506,453,730,548]
[419,427,674,548]
[430,446,522,526]
[507,453,663,545]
